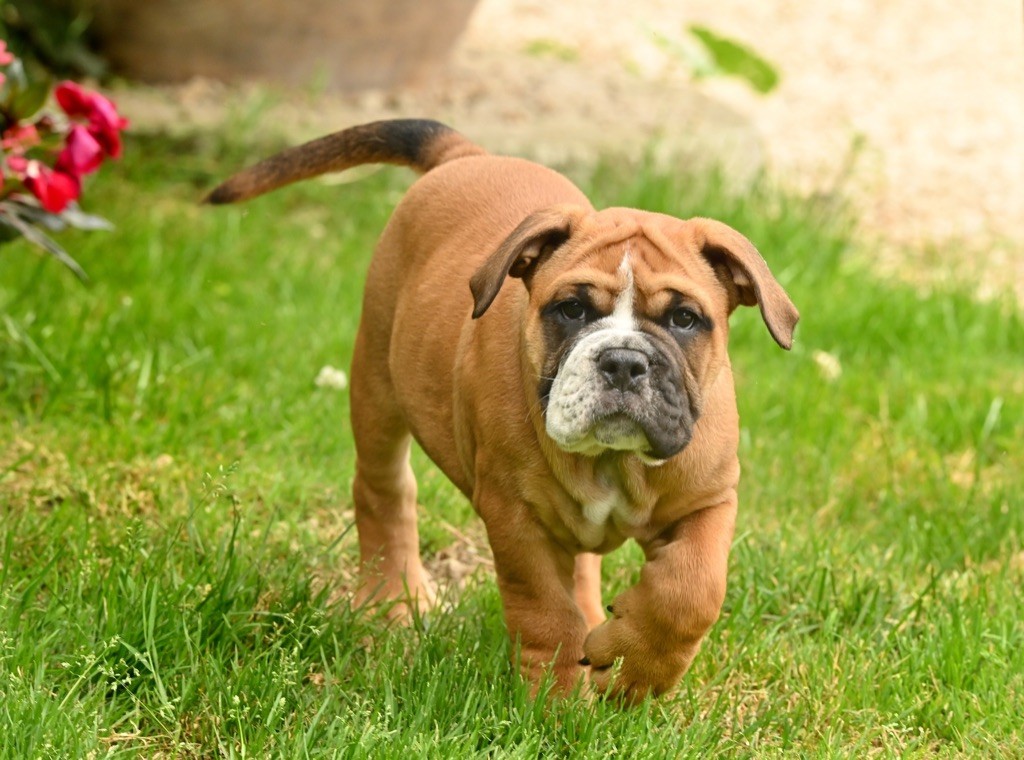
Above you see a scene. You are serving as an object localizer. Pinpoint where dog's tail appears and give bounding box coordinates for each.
[204,119,486,205]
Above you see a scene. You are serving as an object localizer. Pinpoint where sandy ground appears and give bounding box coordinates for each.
[459,0,1024,292]
[465,0,1024,240]
[117,0,1024,296]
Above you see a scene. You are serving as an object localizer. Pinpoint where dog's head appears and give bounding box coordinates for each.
[470,206,798,463]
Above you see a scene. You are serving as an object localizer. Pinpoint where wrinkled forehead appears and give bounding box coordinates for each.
[536,215,721,311]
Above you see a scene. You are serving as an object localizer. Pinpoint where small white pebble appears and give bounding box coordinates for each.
[812,350,842,382]
[314,365,348,390]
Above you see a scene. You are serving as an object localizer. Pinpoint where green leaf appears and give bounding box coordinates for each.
[650,29,716,78]
[0,58,54,119]
[5,0,108,80]
[686,25,780,94]
[53,204,115,232]
[6,199,114,233]
[0,201,90,282]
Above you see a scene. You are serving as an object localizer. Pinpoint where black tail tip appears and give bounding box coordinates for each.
[202,185,238,205]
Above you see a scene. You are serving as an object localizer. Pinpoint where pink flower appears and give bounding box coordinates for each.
[54,81,129,159]
[0,41,12,89]
[56,125,104,178]
[1,124,40,153]
[53,81,96,118]
[8,157,80,213]
[87,97,129,158]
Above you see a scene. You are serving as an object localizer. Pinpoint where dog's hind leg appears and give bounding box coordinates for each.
[349,331,435,621]
[574,553,606,630]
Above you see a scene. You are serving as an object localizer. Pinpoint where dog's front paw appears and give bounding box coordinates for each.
[581,615,693,705]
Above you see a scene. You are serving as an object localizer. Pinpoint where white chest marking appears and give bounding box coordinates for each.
[582,487,645,528]
[583,490,623,525]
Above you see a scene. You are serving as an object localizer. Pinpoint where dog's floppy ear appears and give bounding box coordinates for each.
[470,206,583,319]
[690,217,800,350]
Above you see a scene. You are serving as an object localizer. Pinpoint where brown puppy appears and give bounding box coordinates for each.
[207,120,798,704]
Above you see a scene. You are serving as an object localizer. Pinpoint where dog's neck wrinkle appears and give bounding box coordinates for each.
[549,447,658,537]
[597,451,656,507]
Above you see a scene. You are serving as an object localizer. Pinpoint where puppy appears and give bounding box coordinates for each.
[207,120,798,703]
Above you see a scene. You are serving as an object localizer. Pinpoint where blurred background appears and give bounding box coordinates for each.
[4,0,1022,298]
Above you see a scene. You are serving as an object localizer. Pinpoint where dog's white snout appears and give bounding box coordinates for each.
[545,329,661,455]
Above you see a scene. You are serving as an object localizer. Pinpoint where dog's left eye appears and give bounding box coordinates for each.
[670,308,700,330]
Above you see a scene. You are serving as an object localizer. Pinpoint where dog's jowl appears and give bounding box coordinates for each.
[208,119,798,704]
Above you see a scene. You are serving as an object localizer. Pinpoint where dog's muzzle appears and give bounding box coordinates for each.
[545,329,693,461]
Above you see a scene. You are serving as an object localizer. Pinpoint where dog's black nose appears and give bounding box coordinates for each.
[598,348,649,392]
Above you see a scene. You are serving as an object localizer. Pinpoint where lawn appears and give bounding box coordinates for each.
[1,130,1022,758]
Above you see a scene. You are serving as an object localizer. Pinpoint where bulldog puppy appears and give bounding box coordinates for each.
[207,120,798,704]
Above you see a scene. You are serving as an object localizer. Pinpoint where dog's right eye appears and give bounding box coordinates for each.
[558,300,587,321]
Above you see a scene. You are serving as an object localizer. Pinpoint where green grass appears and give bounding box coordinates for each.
[1,132,1022,758]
